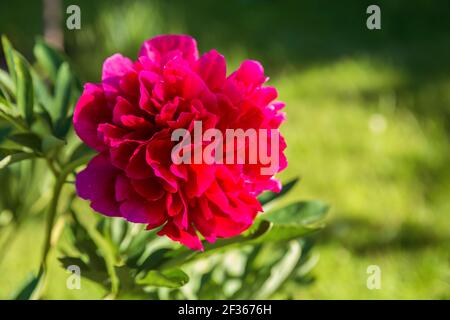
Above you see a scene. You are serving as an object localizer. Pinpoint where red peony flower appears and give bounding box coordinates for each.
[74,35,287,250]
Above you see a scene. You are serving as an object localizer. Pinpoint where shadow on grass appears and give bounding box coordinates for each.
[316,216,449,255]
[2,0,450,126]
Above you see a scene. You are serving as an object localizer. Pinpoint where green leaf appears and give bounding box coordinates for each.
[54,115,72,138]
[254,225,317,243]
[258,177,300,206]
[73,210,120,296]
[0,69,15,99]
[0,126,12,143]
[69,143,96,163]
[0,148,35,169]
[7,132,42,151]
[32,70,52,108]
[33,38,65,82]
[253,201,329,243]
[262,200,329,226]
[58,257,89,270]
[136,268,189,288]
[137,248,172,271]
[124,230,155,266]
[58,257,109,285]
[1,35,17,83]
[0,147,24,159]
[0,96,14,112]
[0,97,24,128]
[254,240,303,299]
[35,104,54,131]
[52,62,73,124]
[13,273,42,300]
[109,218,128,246]
[13,52,34,126]
[41,135,65,154]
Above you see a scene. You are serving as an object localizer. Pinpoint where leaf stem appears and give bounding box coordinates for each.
[34,154,93,298]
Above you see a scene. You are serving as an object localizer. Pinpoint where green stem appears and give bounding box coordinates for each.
[35,154,93,298]
[44,157,60,176]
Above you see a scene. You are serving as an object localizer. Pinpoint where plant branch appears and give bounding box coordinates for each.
[33,154,93,299]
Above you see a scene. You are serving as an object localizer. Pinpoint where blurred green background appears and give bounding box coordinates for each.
[0,0,449,299]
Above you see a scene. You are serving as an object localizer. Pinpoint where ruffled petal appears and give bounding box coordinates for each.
[73,84,111,151]
[102,54,134,100]
[76,153,121,217]
[139,34,199,67]
[195,50,226,91]
[157,221,203,251]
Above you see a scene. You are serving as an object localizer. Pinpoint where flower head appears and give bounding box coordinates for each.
[74,35,287,250]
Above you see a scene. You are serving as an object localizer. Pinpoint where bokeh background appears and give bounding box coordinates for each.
[0,0,449,299]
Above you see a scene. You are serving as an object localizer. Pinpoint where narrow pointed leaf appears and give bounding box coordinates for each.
[52,62,73,122]
[1,35,16,83]
[251,201,329,243]
[258,177,300,206]
[13,52,34,126]
[33,38,65,82]
[0,69,15,99]
[136,268,189,288]
[263,200,329,226]
[7,133,42,151]
[13,273,42,300]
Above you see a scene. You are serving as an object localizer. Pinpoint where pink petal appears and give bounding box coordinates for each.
[126,144,154,179]
[229,60,266,86]
[157,222,203,251]
[73,84,111,152]
[120,196,165,226]
[76,153,121,217]
[139,34,199,66]
[102,54,134,100]
[131,177,165,201]
[195,50,226,91]
[110,141,139,170]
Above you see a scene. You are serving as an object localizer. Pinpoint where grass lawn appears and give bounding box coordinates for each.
[0,0,449,299]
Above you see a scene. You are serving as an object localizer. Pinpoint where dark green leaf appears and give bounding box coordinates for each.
[54,115,72,138]
[137,248,172,272]
[13,52,34,126]
[13,273,41,300]
[58,257,89,270]
[41,135,65,155]
[69,143,96,162]
[36,104,54,131]
[52,63,73,123]
[0,126,12,143]
[0,148,24,160]
[7,132,42,151]
[258,177,300,206]
[0,148,35,169]
[59,257,109,285]
[124,230,155,266]
[136,268,189,288]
